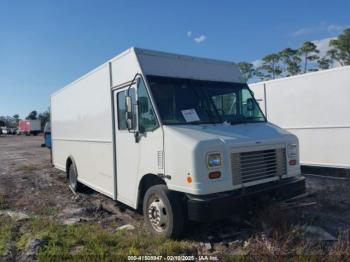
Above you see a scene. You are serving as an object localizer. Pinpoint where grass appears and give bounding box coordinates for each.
[2,192,350,260]
[0,216,14,256]
[1,210,350,260]
[329,230,350,258]
[232,202,350,259]
[15,217,196,261]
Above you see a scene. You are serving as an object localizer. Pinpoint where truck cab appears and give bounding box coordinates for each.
[123,72,304,235]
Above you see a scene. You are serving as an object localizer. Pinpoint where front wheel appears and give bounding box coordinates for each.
[143,185,186,239]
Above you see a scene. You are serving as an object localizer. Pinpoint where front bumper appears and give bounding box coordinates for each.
[187,176,306,222]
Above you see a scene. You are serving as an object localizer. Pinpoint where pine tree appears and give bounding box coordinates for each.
[299,41,319,73]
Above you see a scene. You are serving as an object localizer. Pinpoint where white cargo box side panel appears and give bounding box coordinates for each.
[250,66,350,168]
[136,48,244,83]
[110,48,141,87]
[30,120,41,131]
[250,82,266,115]
[51,64,114,197]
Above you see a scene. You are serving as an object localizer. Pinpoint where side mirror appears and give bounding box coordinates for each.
[138,97,149,114]
[247,98,255,111]
[125,96,134,130]
[125,96,132,113]
[126,116,133,130]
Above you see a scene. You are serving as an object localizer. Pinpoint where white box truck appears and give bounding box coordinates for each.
[250,66,350,173]
[51,48,305,238]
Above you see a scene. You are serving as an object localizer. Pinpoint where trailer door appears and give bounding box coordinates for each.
[114,78,164,208]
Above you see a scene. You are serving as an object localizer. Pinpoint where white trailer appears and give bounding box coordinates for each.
[250,65,350,170]
[51,48,305,238]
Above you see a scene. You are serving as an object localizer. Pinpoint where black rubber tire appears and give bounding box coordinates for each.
[143,185,186,239]
[68,163,82,192]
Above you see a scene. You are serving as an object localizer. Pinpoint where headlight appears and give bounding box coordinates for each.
[287,144,297,158]
[207,152,222,168]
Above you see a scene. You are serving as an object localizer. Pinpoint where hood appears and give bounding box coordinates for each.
[163,122,297,147]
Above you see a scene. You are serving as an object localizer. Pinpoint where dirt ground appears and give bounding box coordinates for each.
[1,135,350,260]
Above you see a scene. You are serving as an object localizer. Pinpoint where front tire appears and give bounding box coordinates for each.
[143,185,186,239]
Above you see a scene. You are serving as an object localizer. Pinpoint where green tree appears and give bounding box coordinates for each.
[38,110,50,130]
[6,116,16,128]
[259,53,282,80]
[317,57,331,70]
[26,110,38,120]
[326,48,338,67]
[13,114,20,124]
[0,117,5,127]
[299,41,319,73]
[237,62,255,82]
[329,28,350,66]
[279,48,301,76]
[0,116,17,127]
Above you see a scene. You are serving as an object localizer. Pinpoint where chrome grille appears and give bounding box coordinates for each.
[231,148,286,184]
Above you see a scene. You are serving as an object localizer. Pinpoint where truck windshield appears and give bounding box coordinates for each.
[147,75,266,125]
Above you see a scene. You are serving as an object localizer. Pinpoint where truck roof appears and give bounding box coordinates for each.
[52,47,245,97]
[133,47,243,84]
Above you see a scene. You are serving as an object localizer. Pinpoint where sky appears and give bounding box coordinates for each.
[0,0,349,118]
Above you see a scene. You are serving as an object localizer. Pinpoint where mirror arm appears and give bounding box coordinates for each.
[134,131,140,143]
[127,73,142,96]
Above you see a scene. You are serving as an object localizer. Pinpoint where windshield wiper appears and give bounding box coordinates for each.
[229,117,265,125]
[186,120,220,125]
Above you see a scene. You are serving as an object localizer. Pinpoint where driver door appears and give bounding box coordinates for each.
[114,77,164,208]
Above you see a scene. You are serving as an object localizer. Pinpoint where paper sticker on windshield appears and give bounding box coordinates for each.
[181,109,200,123]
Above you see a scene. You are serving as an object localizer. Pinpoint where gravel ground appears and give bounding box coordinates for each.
[1,135,350,259]
[0,135,138,222]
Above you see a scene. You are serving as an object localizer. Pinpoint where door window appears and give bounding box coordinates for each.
[240,88,262,118]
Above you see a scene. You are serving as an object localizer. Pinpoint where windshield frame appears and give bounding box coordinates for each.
[146,75,267,126]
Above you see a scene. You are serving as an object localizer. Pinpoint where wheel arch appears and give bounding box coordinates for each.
[137,173,166,210]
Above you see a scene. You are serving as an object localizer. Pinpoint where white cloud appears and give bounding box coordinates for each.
[326,24,344,33]
[311,37,341,67]
[187,31,192,37]
[291,22,348,37]
[291,28,312,37]
[194,35,207,43]
[312,37,335,58]
[252,59,263,68]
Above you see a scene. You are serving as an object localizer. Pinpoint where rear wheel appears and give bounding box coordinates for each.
[143,185,186,239]
[68,162,82,192]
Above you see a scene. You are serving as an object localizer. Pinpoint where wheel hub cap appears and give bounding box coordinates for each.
[148,198,168,232]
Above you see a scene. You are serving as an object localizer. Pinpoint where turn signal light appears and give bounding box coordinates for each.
[209,171,221,179]
[289,159,297,165]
